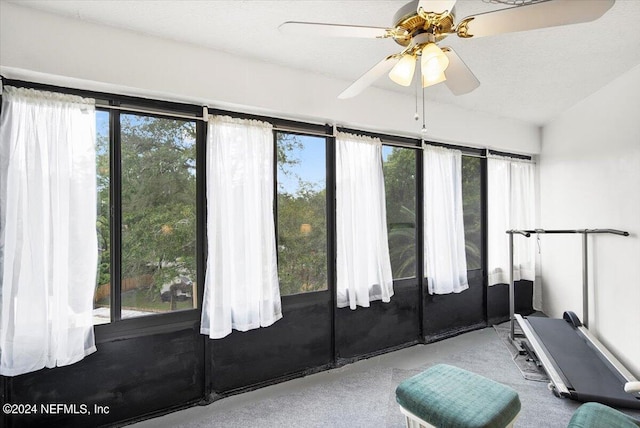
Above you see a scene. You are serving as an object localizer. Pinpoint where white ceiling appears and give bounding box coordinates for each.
[8,0,640,125]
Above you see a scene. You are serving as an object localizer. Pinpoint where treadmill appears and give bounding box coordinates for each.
[506,229,640,409]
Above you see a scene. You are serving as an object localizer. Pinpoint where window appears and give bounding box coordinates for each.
[382,146,417,279]
[93,109,199,324]
[120,114,197,318]
[89,93,482,325]
[461,156,482,270]
[276,132,328,295]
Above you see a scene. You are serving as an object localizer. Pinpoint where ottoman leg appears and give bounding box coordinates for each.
[399,405,436,428]
[400,404,519,428]
[506,413,519,428]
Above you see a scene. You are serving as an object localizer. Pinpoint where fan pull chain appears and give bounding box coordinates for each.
[414,71,420,122]
[421,81,427,137]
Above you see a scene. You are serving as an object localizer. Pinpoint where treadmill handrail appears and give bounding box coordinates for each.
[506,229,629,236]
[507,227,630,339]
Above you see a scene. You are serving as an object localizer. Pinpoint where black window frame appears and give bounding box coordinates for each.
[109,106,203,321]
[381,143,419,282]
[0,77,531,345]
[336,127,423,292]
[0,78,207,342]
[421,140,487,271]
[102,103,206,339]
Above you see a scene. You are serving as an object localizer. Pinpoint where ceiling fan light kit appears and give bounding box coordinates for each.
[421,43,450,81]
[389,54,417,86]
[422,70,447,88]
[279,0,615,99]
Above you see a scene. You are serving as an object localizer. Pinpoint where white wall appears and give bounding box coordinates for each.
[539,65,640,377]
[0,2,539,153]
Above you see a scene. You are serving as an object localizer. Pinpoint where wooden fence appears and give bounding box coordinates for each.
[94,274,154,303]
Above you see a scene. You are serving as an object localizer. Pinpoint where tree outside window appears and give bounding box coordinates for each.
[276,133,328,295]
[93,113,197,322]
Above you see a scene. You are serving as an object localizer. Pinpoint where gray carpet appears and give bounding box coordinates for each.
[131,326,640,428]
[493,323,549,382]
[386,340,581,428]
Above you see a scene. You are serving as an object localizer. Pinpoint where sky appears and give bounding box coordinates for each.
[278,136,397,194]
[277,134,326,195]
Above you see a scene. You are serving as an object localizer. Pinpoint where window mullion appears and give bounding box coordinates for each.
[110,104,123,322]
[196,118,207,310]
[416,147,425,340]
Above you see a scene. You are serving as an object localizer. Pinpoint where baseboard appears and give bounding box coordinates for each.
[423,321,487,344]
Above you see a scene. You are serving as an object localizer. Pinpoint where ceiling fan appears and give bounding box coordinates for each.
[279,0,615,99]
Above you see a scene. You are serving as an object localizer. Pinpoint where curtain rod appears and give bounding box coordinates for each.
[93,106,491,154]
[94,104,333,138]
[487,153,535,163]
[92,105,528,157]
[5,77,533,159]
[97,105,334,138]
[97,103,202,121]
[272,127,332,138]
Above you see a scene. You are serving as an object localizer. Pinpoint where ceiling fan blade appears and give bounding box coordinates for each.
[279,21,391,39]
[338,55,400,99]
[456,0,615,38]
[417,0,457,15]
[442,47,480,95]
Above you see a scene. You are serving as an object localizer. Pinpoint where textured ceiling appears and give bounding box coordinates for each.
[7,0,640,125]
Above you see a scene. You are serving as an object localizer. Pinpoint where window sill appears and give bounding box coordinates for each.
[94,309,200,344]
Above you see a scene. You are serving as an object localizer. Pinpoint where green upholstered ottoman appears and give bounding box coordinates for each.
[568,402,640,428]
[395,364,521,428]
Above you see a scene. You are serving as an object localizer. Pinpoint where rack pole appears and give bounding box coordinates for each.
[582,232,589,328]
[509,232,515,340]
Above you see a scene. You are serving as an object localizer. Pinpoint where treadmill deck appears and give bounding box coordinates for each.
[517,315,640,409]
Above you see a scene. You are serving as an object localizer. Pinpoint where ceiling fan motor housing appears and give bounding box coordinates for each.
[392,0,455,46]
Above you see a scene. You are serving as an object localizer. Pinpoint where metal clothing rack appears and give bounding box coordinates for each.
[506,228,629,341]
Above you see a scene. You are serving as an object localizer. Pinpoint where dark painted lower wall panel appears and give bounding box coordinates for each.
[210,294,333,393]
[423,270,486,341]
[4,278,531,427]
[487,281,535,324]
[335,284,421,360]
[5,326,204,428]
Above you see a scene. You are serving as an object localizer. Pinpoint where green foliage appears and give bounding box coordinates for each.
[387,219,417,279]
[277,189,327,295]
[276,132,303,178]
[276,133,328,295]
[383,148,418,279]
[95,114,197,309]
[96,120,111,288]
[462,157,482,270]
[383,147,416,224]
[95,123,483,304]
[120,115,197,300]
[383,148,483,278]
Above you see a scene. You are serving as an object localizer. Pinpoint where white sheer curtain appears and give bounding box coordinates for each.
[336,132,393,309]
[201,115,282,339]
[423,145,469,294]
[487,156,536,286]
[0,86,97,376]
